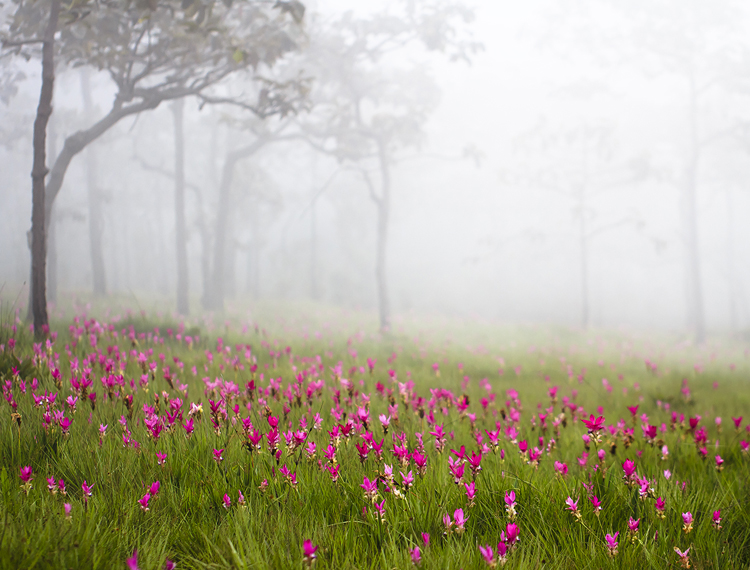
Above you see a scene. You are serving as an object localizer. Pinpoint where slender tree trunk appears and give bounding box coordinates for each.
[29,0,61,337]
[684,73,705,343]
[47,112,58,304]
[209,136,272,310]
[375,139,391,332]
[210,152,237,310]
[172,98,189,315]
[80,69,107,297]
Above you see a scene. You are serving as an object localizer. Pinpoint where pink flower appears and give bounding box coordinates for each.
[554,461,568,476]
[622,459,636,480]
[565,496,579,514]
[222,493,231,509]
[505,523,520,546]
[715,455,724,471]
[164,560,175,570]
[464,481,476,503]
[81,480,94,504]
[138,493,151,512]
[582,414,605,433]
[361,476,378,501]
[453,508,467,533]
[156,451,167,466]
[302,539,318,566]
[655,497,666,518]
[19,466,33,483]
[590,495,602,514]
[374,499,386,522]
[682,511,693,533]
[126,549,140,570]
[605,531,618,556]
[63,503,72,519]
[421,532,430,547]
[149,481,160,496]
[712,510,722,529]
[213,448,224,463]
[410,546,421,565]
[627,517,639,534]
[478,544,494,565]
[674,547,690,568]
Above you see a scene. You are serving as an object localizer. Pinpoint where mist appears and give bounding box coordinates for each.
[2,0,750,340]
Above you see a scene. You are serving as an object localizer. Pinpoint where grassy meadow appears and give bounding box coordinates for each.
[1,297,749,569]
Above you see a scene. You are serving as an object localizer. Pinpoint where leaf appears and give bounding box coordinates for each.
[273,0,305,24]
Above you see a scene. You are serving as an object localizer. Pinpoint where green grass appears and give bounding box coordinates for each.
[0,299,749,569]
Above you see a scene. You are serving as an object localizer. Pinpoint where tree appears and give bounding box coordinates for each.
[2,0,307,330]
[552,0,747,341]
[510,118,649,329]
[299,1,481,331]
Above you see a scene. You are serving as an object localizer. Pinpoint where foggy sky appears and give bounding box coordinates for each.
[1,0,749,335]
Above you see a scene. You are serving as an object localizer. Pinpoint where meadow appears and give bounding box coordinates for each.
[1,299,749,569]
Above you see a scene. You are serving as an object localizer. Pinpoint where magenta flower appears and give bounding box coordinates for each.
[713,510,722,530]
[453,508,467,534]
[674,547,690,569]
[222,493,231,510]
[149,481,160,496]
[655,496,666,518]
[582,414,605,433]
[627,517,639,534]
[164,560,175,570]
[497,541,508,562]
[59,416,72,435]
[126,549,140,570]
[464,481,476,504]
[715,455,724,471]
[504,490,517,519]
[565,496,579,514]
[238,489,245,506]
[605,531,618,556]
[622,459,637,482]
[401,470,415,490]
[302,539,318,566]
[138,493,151,512]
[682,511,693,533]
[156,451,167,466]
[590,495,602,514]
[554,461,568,477]
[421,532,430,547]
[505,523,520,546]
[478,544,494,565]
[361,476,378,502]
[19,466,33,484]
[410,546,421,565]
[63,503,72,520]
[374,499,386,522]
[81,480,94,504]
[213,448,224,463]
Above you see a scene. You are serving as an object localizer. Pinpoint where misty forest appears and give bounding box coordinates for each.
[1,1,750,569]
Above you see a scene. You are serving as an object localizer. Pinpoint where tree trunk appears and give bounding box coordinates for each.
[80,69,107,297]
[47,112,58,304]
[684,74,705,344]
[375,139,391,332]
[209,136,271,310]
[172,98,189,315]
[29,0,61,337]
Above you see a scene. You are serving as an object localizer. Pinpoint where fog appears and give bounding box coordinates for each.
[2,0,750,339]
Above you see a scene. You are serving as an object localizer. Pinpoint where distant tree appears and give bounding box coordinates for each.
[2,0,307,331]
[552,0,747,341]
[510,118,649,329]
[299,1,482,331]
